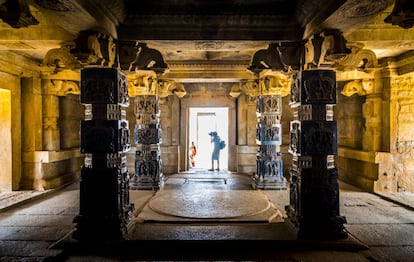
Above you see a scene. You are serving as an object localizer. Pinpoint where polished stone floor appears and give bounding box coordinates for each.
[1,170,414,261]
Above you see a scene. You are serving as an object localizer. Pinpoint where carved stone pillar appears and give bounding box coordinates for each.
[128,71,163,190]
[363,94,382,151]
[73,67,134,240]
[41,77,82,151]
[286,69,347,240]
[252,70,291,190]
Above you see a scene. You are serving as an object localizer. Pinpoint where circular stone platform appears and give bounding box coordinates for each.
[148,189,271,219]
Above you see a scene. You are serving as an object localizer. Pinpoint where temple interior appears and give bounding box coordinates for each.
[2,0,414,260]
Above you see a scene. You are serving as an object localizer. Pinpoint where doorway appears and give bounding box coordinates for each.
[0,88,12,192]
[189,107,228,170]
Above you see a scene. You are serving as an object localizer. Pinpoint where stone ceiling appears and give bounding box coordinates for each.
[1,0,414,84]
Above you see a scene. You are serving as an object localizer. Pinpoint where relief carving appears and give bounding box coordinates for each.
[385,0,414,29]
[129,42,168,74]
[341,79,374,97]
[247,43,287,73]
[334,44,378,73]
[303,72,335,104]
[0,0,39,28]
[259,72,291,96]
[42,42,81,72]
[43,80,80,96]
[71,31,117,67]
[306,30,351,69]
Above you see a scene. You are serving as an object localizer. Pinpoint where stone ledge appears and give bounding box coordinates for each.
[338,147,391,164]
[23,149,83,163]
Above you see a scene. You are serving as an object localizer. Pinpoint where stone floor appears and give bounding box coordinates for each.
[1,170,414,261]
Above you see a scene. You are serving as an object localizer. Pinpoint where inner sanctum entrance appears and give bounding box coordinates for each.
[189,107,228,170]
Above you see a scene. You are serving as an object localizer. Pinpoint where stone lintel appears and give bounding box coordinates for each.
[336,70,374,81]
[118,15,302,41]
[0,51,40,77]
[40,69,80,81]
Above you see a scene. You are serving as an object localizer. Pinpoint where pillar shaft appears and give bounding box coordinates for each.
[130,95,163,189]
[286,69,347,240]
[42,94,60,151]
[253,95,286,189]
[73,67,134,240]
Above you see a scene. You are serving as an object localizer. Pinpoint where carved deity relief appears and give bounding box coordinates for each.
[303,71,336,104]
[81,68,129,106]
[134,95,159,116]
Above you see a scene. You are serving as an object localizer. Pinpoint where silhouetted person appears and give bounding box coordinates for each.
[208,131,225,171]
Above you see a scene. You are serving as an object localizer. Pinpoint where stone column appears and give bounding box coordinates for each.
[128,70,163,190]
[73,67,134,240]
[362,93,382,151]
[252,70,291,189]
[286,69,347,240]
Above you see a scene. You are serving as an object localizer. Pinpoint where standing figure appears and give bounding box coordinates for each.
[189,141,197,168]
[208,131,224,171]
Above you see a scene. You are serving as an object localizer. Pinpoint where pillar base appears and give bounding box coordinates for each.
[72,214,135,241]
[130,175,164,190]
[252,176,287,190]
[297,216,348,240]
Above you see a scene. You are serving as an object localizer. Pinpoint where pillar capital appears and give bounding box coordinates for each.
[127,70,158,96]
[258,70,291,96]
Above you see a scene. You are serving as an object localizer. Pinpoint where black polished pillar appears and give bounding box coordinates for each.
[286,69,348,240]
[73,67,134,240]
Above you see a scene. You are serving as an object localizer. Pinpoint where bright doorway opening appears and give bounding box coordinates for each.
[189,107,228,170]
[0,88,12,192]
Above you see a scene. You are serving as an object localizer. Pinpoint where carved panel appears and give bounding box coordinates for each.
[80,120,130,153]
[81,68,129,106]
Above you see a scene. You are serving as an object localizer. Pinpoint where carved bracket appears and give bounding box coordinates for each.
[42,41,81,73]
[43,79,80,96]
[129,42,168,75]
[127,70,158,96]
[259,70,292,96]
[333,43,379,73]
[305,29,351,69]
[342,79,374,97]
[158,80,186,98]
[241,79,260,97]
[71,30,117,67]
